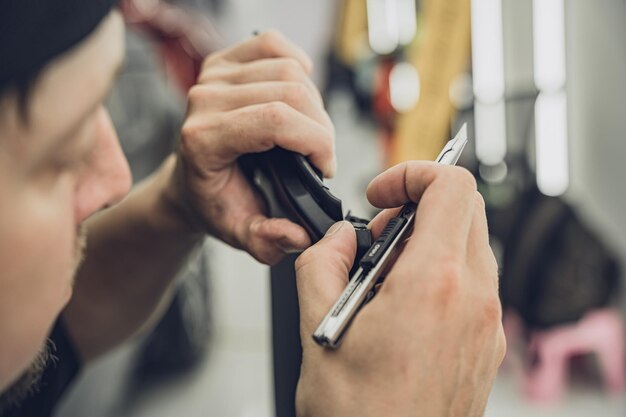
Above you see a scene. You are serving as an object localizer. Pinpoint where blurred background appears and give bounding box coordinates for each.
[54,0,626,416]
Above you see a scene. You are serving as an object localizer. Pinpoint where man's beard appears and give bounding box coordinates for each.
[0,340,54,413]
[0,225,87,412]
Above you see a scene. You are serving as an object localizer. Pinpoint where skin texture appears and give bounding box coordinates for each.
[0,9,503,415]
[64,29,339,360]
[0,12,129,392]
[0,14,336,395]
[171,30,336,265]
[295,162,506,417]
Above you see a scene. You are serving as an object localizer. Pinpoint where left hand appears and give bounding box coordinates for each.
[295,162,504,417]
[168,30,336,265]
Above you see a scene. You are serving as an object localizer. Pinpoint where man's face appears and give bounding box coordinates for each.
[0,11,131,393]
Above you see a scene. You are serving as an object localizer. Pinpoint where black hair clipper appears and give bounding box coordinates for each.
[239,148,372,272]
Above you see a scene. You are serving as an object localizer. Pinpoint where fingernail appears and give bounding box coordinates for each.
[277,244,304,254]
[325,221,345,237]
[276,235,309,254]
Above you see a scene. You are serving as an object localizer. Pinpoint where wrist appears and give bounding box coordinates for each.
[153,154,206,239]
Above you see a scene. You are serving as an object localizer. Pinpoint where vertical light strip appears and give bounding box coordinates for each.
[535,92,569,196]
[533,0,566,93]
[367,0,400,55]
[475,101,507,166]
[471,0,505,103]
[397,0,417,45]
[471,0,507,165]
[533,0,569,196]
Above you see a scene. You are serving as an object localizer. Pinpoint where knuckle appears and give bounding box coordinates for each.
[187,85,204,102]
[471,294,504,347]
[179,125,200,156]
[480,294,503,328]
[245,123,275,151]
[278,58,305,81]
[180,120,200,143]
[180,116,218,147]
[282,82,309,107]
[431,261,463,302]
[200,52,222,72]
[257,136,276,152]
[187,85,214,104]
[260,101,290,127]
[405,160,436,189]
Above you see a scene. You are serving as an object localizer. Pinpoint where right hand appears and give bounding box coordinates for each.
[166,30,336,265]
[295,161,505,417]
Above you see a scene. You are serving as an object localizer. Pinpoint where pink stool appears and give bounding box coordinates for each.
[523,309,625,403]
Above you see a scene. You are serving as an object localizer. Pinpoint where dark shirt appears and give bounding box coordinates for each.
[1,320,81,417]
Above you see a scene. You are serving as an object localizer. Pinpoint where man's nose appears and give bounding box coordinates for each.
[74,107,132,224]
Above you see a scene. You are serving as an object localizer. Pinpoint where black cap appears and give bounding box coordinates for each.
[0,0,118,86]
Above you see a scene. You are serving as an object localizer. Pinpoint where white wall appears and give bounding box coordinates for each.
[568,0,626,263]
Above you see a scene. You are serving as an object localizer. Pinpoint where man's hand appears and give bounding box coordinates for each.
[169,30,336,265]
[295,161,505,417]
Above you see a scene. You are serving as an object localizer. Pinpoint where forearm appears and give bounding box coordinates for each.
[64,155,204,361]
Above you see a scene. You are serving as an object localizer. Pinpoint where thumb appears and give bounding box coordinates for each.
[295,221,356,336]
